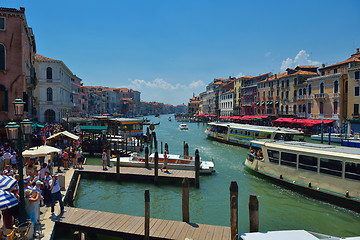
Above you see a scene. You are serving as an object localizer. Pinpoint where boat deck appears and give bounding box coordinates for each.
[56,207,231,239]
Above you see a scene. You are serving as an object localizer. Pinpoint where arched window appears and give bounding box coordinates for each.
[320,82,324,94]
[299,89,302,96]
[308,85,312,95]
[303,104,306,113]
[281,105,284,113]
[0,84,8,111]
[0,43,5,71]
[334,80,339,93]
[299,105,302,112]
[44,109,56,122]
[303,88,306,95]
[345,81,348,94]
[46,67,52,79]
[47,87,53,101]
[293,105,297,114]
[285,105,289,114]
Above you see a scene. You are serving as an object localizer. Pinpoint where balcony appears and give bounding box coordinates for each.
[352,113,360,118]
[313,93,328,99]
[296,95,308,100]
[242,102,253,107]
[329,93,339,98]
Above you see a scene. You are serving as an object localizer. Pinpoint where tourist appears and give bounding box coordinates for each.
[102,149,107,170]
[62,148,69,170]
[77,147,83,169]
[25,189,40,229]
[10,151,17,170]
[70,148,77,168]
[49,174,65,214]
[161,151,169,173]
[43,171,52,205]
[3,150,11,166]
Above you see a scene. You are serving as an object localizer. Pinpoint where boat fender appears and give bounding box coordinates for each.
[279,174,283,180]
[308,182,312,188]
[346,191,349,198]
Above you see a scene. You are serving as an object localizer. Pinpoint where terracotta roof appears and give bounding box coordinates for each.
[35,54,57,62]
[319,52,360,70]
[295,66,318,69]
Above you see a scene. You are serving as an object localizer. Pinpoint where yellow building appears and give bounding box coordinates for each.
[347,49,360,132]
[307,48,360,127]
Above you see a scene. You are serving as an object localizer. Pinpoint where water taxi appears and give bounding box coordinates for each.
[205,122,304,147]
[244,139,360,212]
[110,152,215,174]
[179,123,189,130]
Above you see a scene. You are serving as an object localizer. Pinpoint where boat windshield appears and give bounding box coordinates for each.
[274,133,304,141]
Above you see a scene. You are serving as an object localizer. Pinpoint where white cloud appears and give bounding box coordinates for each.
[121,78,206,105]
[265,52,271,57]
[280,50,321,72]
[236,72,244,78]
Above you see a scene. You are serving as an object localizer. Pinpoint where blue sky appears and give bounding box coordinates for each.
[2,0,360,105]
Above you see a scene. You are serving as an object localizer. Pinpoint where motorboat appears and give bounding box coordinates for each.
[110,152,215,174]
[168,117,172,121]
[244,139,360,212]
[179,123,188,130]
[311,133,353,143]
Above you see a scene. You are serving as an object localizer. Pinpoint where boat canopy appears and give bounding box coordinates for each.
[273,118,334,127]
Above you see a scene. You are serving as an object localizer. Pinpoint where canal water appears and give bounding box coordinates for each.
[75,114,360,237]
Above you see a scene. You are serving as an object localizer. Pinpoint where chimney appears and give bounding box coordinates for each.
[322,64,325,68]
[20,7,25,13]
[357,48,359,53]
[275,74,277,79]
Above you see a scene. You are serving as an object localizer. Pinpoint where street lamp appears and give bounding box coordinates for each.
[5,97,32,225]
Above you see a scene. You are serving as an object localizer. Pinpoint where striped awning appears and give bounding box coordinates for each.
[0,190,18,210]
[0,175,17,191]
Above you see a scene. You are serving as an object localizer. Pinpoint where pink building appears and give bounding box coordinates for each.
[0,7,36,121]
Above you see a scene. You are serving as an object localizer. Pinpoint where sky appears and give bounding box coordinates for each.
[2,0,360,105]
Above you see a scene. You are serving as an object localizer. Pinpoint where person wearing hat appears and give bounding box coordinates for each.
[49,174,65,214]
[25,189,40,229]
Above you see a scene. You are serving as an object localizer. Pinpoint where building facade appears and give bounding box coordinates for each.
[0,7,37,121]
[188,95,199,115]
[34,54,73,122]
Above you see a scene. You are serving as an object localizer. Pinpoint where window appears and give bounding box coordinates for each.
[268,149,280,163]
[303,104,306,113]
[277,89,279,96]
[354,104,359,115]
[320,82,324,94]
[334,68,338,74]
[281,80,284,87]
[294,78,297,86]
[355,87,359,96]
[299,155,318,172]
[355,71,360,80]
[0,18,4,30]
[308,84,312,95]
[345,162,360,181]
[298,105,302,112]
[0,44,5,71]
[293,105,297,114]
[320,102,324,114]
[281,152,297,167]
[47,87,53,101]
[321,71,325,76]
[303,88,306,95]
[285,91,289,99]
[294,90,297,98]
[299,89,302,96]
[0,85,8,111]
[333,101,338,114]
[46,67,52,79]
[345,81,348,93]
[285,105,288,114]
[320,158,342,177]
[334,80,339,93]
[308,103,311,114]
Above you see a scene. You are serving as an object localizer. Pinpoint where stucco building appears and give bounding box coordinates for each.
[0,7,37,121]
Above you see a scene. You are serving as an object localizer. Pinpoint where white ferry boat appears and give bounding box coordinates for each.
[244,139,360,212]
[110,152,215,174]
[205,122,304,147]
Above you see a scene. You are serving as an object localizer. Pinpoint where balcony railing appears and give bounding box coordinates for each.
[242,102,253,107]
[313,93,328,99]
[329,93,339,98]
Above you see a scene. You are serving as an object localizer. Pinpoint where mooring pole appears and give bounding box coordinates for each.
[249,194,259,232]
[182,178,190,223]
[154,151,159,184]
[145,189,150,240]
[161,141,163,154]
[230,181,238,240]
[145,146,149,169]
[165,143,168,153]
[115,139,120,181]
[195,149,200,188]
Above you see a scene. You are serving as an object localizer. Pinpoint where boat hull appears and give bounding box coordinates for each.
[243,158,360,213]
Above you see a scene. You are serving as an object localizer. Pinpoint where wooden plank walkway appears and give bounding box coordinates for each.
[77,165,195,182]
[56,207,231,240]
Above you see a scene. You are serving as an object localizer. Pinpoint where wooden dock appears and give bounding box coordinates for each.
[56,207,231,239]
[77,165,195,182]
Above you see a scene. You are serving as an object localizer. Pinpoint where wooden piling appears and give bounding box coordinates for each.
[125,131,128,152]
[153,132,157,151]
[182,178,190,223]
[154,151,159,184]
[195,149,200,188]
[185,143,189,156]
[68,189,74,207]
[230,181,238,239]
[145,189,150,240]
[249,194,259,232]
[150,133,153,152]
[115,142,120,181]
[183,141,186,155]
[146,127,150,143]
[106,147,110,167]
[165,143,168,153]
[161,141,163,154]
[145,146,149,169]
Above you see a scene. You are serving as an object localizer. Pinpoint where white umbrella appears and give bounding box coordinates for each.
[22,145,61,157]
[0,175,17,191]
[0,190,18,210]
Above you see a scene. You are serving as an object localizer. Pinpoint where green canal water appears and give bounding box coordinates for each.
[74,114,360,238]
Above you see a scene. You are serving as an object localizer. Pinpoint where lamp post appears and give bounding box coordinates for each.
[5,97,32,224]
